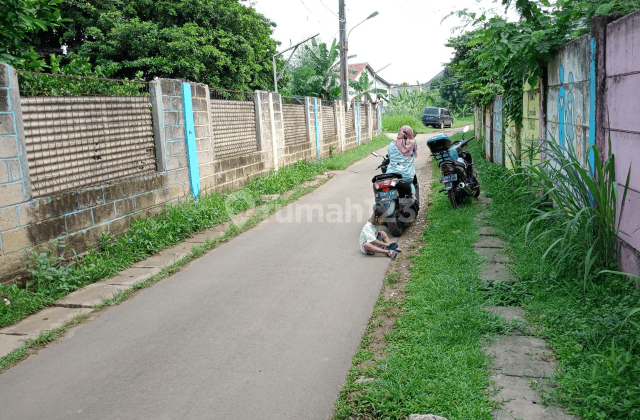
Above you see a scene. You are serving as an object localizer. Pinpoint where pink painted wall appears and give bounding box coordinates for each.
[606,11,640,278]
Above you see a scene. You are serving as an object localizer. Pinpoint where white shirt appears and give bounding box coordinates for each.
[359,222,378,254]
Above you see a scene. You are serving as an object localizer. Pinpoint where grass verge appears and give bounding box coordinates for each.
[0,135,391,329]
[333,142,507,419]
[382,113,474,134]
[470,139,640,419]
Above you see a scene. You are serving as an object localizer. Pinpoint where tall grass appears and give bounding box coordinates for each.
[471,137,640,419]
[381,112,424,133]
[510,138,631,291]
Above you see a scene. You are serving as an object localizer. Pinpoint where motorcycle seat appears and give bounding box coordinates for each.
[372,173,403,183]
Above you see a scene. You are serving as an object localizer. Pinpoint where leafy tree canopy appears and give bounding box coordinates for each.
[431,66,469,114]
[29,0,281,91]
[446,0,639,125]
[285,38,342,100]
[349,71,387,103]
[1,0,66,71]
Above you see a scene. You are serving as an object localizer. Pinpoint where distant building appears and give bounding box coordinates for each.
[390,69,445,97]
[337,62,393,104]
[390,84,425,97]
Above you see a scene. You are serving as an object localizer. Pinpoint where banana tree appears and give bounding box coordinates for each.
[349,71,387,102]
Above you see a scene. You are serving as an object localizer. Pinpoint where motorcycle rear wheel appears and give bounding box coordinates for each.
[448,190,461,208]
[386,217,405,237]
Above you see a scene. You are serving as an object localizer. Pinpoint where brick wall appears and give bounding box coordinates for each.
[321,104,338,158]
[0,67,374,283]
[0,70,190,283]
[21,96,156,198]
[472,12,640,280]
[283,103,307,145]
[605,11,640,279]
[210,99,259,160]
[345,106,357,150]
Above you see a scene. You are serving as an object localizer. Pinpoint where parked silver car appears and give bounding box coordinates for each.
[421,107,454,129]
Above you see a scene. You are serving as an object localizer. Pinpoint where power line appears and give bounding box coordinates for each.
[397,0,431,21]
[415,0,437,13]
[313,0,338,17]
[297,0,324,26]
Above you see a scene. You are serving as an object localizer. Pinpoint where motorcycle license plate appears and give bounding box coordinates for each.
[375,190,398,201]
[440,174,457,183]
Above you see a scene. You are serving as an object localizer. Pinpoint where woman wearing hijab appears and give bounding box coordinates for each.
[386,125,418,197]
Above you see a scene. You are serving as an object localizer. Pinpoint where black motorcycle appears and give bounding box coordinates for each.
[426,126,480,208]
[370,152,419,237]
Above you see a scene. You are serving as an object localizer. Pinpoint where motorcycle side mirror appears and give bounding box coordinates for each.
[371,152,380,157]
[462,125,470,134]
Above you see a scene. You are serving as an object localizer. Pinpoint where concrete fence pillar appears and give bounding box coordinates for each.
[355,102,361,146]
[191,83,215,193]
[367,103,373,140]
[334,100,345,152]
[591,13,622,165]
[304,97,318,157]
[0,64,31,276]
[270,92,285,170]
[254,91,275,171]
[149,79,189,181]
[315,99,323,158]
[181,83,201,198]
[0,64,30,206]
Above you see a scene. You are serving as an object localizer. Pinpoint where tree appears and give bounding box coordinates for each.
[0,0,66,71]
[29,0,281,91]
[286,38,342,100]
[349,71,387,102]
[447,0,639,125]
[433,66,468,113]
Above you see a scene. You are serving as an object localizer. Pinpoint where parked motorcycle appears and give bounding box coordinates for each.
[370,152,419,237]
[426,126,480,208]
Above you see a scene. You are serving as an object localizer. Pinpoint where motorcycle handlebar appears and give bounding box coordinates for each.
[461,136,475,147]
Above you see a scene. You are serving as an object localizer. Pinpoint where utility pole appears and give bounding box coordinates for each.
[339,0,348,109]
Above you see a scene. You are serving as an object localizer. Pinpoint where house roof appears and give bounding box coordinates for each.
[348,63,368,81]
[343,62,392,87]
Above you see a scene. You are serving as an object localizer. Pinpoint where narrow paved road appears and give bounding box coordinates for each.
[0,139,434,420]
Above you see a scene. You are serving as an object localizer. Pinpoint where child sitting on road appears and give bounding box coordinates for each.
[359,207,399,258]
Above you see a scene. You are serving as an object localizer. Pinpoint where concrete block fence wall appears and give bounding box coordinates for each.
[473,11,640,279]
[0,62,381,284]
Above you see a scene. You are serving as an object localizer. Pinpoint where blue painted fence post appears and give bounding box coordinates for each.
[356,102,361,146]
[182,83,201,198]
[589,37,596,175]
[314,98,320,158]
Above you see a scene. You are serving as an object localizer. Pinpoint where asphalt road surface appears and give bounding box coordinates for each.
[0,140,432,420]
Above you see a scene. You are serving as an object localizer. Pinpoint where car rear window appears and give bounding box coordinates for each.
[423,108,438,115]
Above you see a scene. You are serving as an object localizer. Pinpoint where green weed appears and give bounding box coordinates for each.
[334,158,502,420]
[470,138,640,419]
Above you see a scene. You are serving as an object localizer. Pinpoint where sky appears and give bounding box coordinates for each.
[252,0,517,86]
